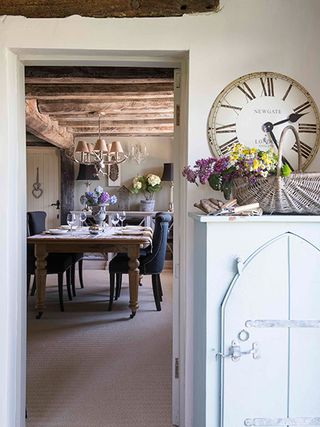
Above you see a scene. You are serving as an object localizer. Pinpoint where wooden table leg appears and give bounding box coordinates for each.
[34,244,48,319]
[128,245,140,318]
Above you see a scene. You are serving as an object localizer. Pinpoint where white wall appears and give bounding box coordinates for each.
[1,1,320,425]
[74,136,173,211]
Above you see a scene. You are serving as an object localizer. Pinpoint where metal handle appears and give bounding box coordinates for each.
[217,340,260,362]
[51,200,60,209]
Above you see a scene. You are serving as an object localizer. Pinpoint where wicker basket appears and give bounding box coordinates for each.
[232,126,320,214]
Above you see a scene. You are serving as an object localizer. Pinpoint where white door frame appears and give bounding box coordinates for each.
[3,48,189,427]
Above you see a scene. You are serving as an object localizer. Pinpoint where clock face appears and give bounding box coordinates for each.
[207,72,320,170]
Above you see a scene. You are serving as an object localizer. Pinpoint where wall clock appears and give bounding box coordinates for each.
[207,71,320,170]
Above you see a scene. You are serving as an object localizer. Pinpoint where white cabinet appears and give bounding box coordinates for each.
[191,215,320,427]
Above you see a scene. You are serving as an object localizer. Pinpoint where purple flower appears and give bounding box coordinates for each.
[182,166,198,184]
[99,191,110,204]
[182,157,217,185]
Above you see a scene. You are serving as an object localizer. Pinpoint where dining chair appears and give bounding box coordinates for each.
[108,212,172,311]
[27,211,74,311]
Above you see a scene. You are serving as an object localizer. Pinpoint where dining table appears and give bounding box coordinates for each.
[27,227,152,319]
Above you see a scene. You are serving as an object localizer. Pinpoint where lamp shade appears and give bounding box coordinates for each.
[94,138,109,152]
[161,163,174,181]
[75,140,89,153]
[109,140,124,154]
[76,164,99,181]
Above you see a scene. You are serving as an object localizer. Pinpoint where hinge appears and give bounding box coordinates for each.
[175,104,180,127]
[175,357,179,379]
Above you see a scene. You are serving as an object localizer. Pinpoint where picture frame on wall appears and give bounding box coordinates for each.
[107,163,121,186]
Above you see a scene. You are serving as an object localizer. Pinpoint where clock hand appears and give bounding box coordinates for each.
[266,129,294,171]
[273,112,308,127]
[262,112,307,133]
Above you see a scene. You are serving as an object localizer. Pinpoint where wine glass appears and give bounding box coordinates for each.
[66,212,76,232]
[79,211,87,229]
[118,211,126,228]
[111,212,120,227]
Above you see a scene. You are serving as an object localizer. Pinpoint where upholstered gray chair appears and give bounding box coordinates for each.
[108,212,172,311]
[27,211,74,311]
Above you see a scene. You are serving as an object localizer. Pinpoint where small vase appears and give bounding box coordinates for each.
[140,199,155,212]
[92,204,107,226]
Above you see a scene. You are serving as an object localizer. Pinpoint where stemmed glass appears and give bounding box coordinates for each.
[111,212,120,227]
[118,211,126,228]
[66,212,76,233]
[79,211,87,230]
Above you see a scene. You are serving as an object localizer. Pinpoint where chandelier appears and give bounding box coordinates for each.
[72,113,128,175]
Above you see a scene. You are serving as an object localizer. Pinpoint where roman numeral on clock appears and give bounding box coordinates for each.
[294,101,311,114]
[216,123,236,134]
[260,77,274,96]
[220,137,238,155]
[292,140,312,158]
[221,104,242,111]
[282,84,292,101]
[237,82,256,101]
[298,123,317,133]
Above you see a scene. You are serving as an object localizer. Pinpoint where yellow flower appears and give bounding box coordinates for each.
[252,159,260,170]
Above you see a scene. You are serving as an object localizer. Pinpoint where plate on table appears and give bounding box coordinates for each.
[48,229,69,235]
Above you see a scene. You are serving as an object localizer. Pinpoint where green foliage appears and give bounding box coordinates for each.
[281,163,292,177]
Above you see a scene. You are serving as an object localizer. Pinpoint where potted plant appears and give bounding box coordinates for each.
[130,173,161,211]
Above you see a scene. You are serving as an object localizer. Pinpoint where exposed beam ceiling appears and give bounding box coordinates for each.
[1,0,219,18]
[25,99,73,149]
[25,66,175,143]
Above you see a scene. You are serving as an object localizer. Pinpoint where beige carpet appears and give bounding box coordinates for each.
[27,269,172,427]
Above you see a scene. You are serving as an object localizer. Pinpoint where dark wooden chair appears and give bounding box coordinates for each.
[108,212,172,311]
[27,211,74,311]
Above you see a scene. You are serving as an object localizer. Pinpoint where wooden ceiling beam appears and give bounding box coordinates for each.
[59,118,173,127]
[68,124,174,133]
[5,1,219,19]
[26,77,174,85]
[25,84,174,99]
[38,99,174,115]
[25,99,73,149]
[25,67,174,80]
[74,130,173,137]
[26,92,174,101]
[76,133,173,138]
[55,112,174,123]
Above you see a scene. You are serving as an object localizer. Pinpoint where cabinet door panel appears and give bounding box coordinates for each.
[222,236,289,427]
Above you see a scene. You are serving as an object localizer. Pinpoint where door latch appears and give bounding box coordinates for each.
[51,200,60,209]
[217,340,260,362]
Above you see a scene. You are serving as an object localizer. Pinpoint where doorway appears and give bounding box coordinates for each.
[26,146,61,228]
[9,49,189,427]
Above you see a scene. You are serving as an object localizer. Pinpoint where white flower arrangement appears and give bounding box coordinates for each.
[130,173,162,200]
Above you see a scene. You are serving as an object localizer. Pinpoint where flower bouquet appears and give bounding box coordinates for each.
[182,143,279,200]
[80,185,117,207]
[130,173,161,200]
[130,173,161,211]
[80,186,117,226]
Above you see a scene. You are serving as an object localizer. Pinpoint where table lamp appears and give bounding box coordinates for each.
[161,163,174,212]
[76,164,99,192]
